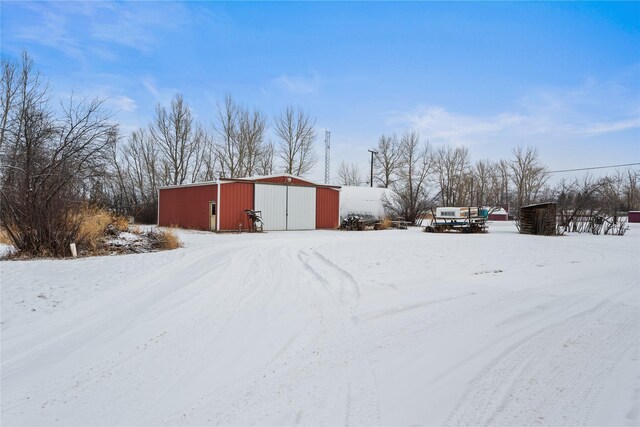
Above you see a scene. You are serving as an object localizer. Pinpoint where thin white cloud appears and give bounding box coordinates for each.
[143,78,161,99]
[9,2,192,61]
[12,4,84,60]
[106,95,137,113]
[388,79,639,146]
[389,107,528,145]
[142,77,178,106]
[89,3,189,52]
[581,118,639,135]
[274,73,320,94]
[54,82,138,117]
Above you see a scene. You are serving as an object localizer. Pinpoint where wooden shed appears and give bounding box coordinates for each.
[629,211,640,223]
[518,202,557,236]
[158,174,341,232]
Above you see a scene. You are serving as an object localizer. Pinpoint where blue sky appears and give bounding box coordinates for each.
[2,1,639,183]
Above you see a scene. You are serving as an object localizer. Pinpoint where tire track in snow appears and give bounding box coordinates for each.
[134,244,280,423]
[3,244,278,426]
[152,243,333,426]
[313,250,361,299]
[445,283,639,426]
[297,248,360,325]
[158,244,379,426]
[2,244,231,369]
[295,247,381,425]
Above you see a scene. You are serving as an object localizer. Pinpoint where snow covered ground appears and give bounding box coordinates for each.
[1,222,639,426]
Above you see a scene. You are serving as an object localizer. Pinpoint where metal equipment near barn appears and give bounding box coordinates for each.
[517,202,557,236]
[244,209,264,232]
[424,207,488,233]
[339,214,410,231]
[340,215,366,231]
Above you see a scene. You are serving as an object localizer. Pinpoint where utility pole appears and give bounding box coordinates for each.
[368,149,378,188]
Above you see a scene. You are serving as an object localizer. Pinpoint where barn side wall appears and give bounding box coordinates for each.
[629,212,640,223]
[316,188,340,229]
[219,182,254,231]
[158,185,216,231]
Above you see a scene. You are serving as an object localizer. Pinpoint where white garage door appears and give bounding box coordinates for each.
[254,184,287,231]
[287,186,316,230]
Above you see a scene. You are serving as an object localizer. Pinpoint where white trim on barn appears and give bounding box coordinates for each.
[216,180,221,231]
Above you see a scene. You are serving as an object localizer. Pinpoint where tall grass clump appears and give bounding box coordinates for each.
[76,207,114,251]
[147,228,182,250]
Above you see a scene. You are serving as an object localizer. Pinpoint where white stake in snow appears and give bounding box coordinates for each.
[69,243,77,258]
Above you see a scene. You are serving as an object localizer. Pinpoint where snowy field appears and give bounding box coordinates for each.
[1,222,639,426]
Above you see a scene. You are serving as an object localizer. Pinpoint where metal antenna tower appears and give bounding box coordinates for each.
[324,130,331,184]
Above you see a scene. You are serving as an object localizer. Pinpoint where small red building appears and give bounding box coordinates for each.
[158,174,341,232]
[629,211,640,223]
[488,208,508,221]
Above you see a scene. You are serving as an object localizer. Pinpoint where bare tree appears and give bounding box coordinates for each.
[384,131,434,223]
[257,141,275,176]
[214,94,269,178]
[472,159,493,206]
[238,107,267,176]
[599,172,626,220]
[214,94,240,178]
[198,131,219,181]
[337,161,363,186]
[509,146,548,210]
[434,146,471,206]
[554,174,625,233]
[485,159,509,207]
[374,134,403,188]
[274,106,317,176]
[1,53,50,180]
[110,128,162,222]
[0,54,21,151]
[188,125,208,183]
[150,94,199,186]
[495,159,512,208]
[624,168,640,211]
[0,53,117,256]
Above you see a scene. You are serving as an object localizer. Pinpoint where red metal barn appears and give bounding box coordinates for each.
[629,211,640,223]
[158,175,341,232]
[488,204,509,221]
[488,209,508,221]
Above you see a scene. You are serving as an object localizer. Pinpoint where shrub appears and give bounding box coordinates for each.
[0,53,116,258]
[146,228,182,250]
[0,227,12,245]
[111,215,130,232]
[378,218,392,230]
[77,207,113,251]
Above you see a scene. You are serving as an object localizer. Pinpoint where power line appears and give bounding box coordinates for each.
[548,162,640,174]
